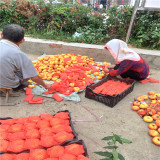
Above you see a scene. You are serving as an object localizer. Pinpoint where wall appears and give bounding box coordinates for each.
[19,37,160,70]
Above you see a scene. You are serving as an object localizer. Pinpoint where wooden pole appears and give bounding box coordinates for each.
[126,0,140,43]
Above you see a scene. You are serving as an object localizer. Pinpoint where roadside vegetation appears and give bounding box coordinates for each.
[0,0,159,49]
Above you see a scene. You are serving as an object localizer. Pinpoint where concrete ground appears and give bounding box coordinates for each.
[0,41,160,160]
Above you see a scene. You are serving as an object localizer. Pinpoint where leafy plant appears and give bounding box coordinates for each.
[71,26,108,44]
[104,5,133,40]
[94,133,132,160]
[130,10,160,49]
[0,0,159,49]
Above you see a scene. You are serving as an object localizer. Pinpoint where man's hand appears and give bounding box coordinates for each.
[31,76,51,90]
[44,83,51,90]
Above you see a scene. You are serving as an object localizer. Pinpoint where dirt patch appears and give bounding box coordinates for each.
[0,54,160,160]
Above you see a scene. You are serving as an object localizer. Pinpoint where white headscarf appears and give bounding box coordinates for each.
[104,39,140,63]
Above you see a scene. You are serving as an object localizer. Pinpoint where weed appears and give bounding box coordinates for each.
[94,133,132,160]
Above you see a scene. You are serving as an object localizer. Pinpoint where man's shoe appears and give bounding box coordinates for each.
[13,82,29,91]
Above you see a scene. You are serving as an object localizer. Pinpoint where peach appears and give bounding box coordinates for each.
[149,130,159,137]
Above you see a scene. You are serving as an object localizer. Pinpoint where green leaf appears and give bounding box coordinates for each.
[108,140,115,145]
[121,138,132,144]
[102,136,113,141]
[100,157,113,160]
[113,148,118,160]
[94,151,112,157]
[118,153,125,160]
[104,146,118,149]
[113,135,117,144]
[114,134,122,144]
[0,1,5,6]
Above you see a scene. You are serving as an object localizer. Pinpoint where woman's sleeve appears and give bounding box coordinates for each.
[109,60,134,76]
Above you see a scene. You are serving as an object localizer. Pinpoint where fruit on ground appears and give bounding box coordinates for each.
[28,85,35,88]
[158,128,160,133]
[74,87,80,92]
[152,114,160,121]
[133,101,140,106]
[148,130,159,137]
[137,109,147,115]
[148,91,155,95]
[93,80,131,95]
[148,109,156,116]
[156,93,160,98]
[152,137,160,146]
[143,116,153,122]
[131,105,140,111]
[93,72,99,76]
[148,123,158,130]
[142,95,148,100]
[96,76,102,80]
[150,100,157,105]
[139,103,148,109]
[155,120,160,127]
[27,79,32,83]
[137,96,144,101]
[70,83,75,87]
[149,95,157,100]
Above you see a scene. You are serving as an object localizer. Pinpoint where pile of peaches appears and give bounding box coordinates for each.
[131,91,160,146]
[30,53,110,92]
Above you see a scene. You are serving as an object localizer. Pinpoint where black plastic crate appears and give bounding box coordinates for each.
[61,139,89,157]
[0,140,89,159]
[0,110,78,154]
[85,75,136,107]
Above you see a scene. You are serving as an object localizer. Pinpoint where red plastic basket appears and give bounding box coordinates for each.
[85,75,136,107]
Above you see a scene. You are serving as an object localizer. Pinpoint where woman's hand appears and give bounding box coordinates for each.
[103,66,109,73]
[108,65,115,69]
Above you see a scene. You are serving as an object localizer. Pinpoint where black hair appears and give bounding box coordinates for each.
[2,24,24,42]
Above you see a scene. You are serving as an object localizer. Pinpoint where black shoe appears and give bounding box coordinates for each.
[13,83,29,91]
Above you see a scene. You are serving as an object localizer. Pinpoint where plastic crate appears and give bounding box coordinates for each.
[0,140,89,159]
[85,75,136,107]
[61,139,89,157]
[0,110,78,154]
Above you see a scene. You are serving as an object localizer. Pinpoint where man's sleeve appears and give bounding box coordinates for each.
[18,52,38,79]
